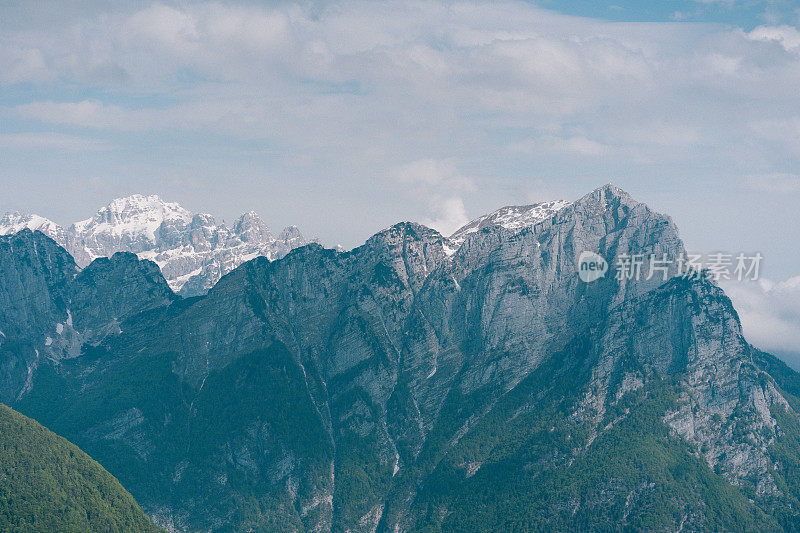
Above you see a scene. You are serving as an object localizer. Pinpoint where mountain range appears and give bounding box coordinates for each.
[2,184,800,531]
[0,194,314,296]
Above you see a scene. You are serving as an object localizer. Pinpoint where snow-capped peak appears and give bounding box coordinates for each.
[278,225,305,245]
[73,194,192,238]
[0,212,63,236]
[449,200,570,247]
[2,195,314,296]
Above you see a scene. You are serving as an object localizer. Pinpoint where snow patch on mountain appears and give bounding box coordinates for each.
[73,194,191,247]
[449,200,570,247]
[0,212,66,243]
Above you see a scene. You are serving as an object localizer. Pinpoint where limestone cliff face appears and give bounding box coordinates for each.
[579,275,798,501]
[68,252,176,339]
[0,231,177,403]
[2,185,800,531]
[0,230,76,403]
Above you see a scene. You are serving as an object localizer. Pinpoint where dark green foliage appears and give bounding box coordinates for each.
[0,403,161,532]
[372,261,402,287]
[18,348,193,501]
[190,346,331,462]
[331,429,394,531]
[764,406,800,525]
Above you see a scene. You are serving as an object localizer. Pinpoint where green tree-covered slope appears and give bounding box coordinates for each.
[0,403,161,532]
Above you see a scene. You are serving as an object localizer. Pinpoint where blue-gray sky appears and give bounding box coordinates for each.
[1,1,799,360]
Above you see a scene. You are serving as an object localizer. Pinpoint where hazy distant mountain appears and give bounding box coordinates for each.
[0,403,161,532]
[2,185,800,531]
[0,211,67,244]
[0,194,313,296]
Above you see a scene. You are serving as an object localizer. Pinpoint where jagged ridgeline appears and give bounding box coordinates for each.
[0,194,315,297]
[0,404,162,532]
[2,185,800,531]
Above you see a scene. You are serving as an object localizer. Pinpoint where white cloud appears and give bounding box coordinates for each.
[421,197,470,236]
[15,98,293,139]
[750,117,800,156]
[747,25,800,52]
[16,100,137,129]
[509,135,609,156]
[393,158,474,236]
[0,44,50,84]
[393,159,474,191]
[5,2,800,156]
[2,1,800,258]
[723,277,800,366]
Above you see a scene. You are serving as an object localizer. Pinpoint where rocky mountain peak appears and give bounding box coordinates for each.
[364,222,446,254]
[103,194,189,219]
[190,212,218,226]
[1,196,313,296]
[68,251,176,337]
[233,211,274,243]
[72,194,192,242]
[0,212,62,237]
[277,225,306,246]
[593,182,633,202]
[570,183,640,215]
[3,186,800,531]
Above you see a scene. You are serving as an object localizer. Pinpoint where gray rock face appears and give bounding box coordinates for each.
[68,252,176,338]
[0,194,313,296]
[0,230,76,403]
[3,184,800,531]
[576,274,797,498]
[0,231,177,403]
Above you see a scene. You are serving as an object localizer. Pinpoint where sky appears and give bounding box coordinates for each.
[1,0,799,363]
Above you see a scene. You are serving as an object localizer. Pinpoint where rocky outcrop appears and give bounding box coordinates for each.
[68,252,176,339]
[578,274,797,499]
[448,199,570,247]
[0,212,68,244]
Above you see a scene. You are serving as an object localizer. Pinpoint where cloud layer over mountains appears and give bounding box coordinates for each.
[1,1,800,283]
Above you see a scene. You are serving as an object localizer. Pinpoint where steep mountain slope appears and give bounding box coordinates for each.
[0,229,78,403]
[0,230,176,404]
[3,185,800,531]
[400,276,795,530]
[0,195,313,296]
[0,403,161,532]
